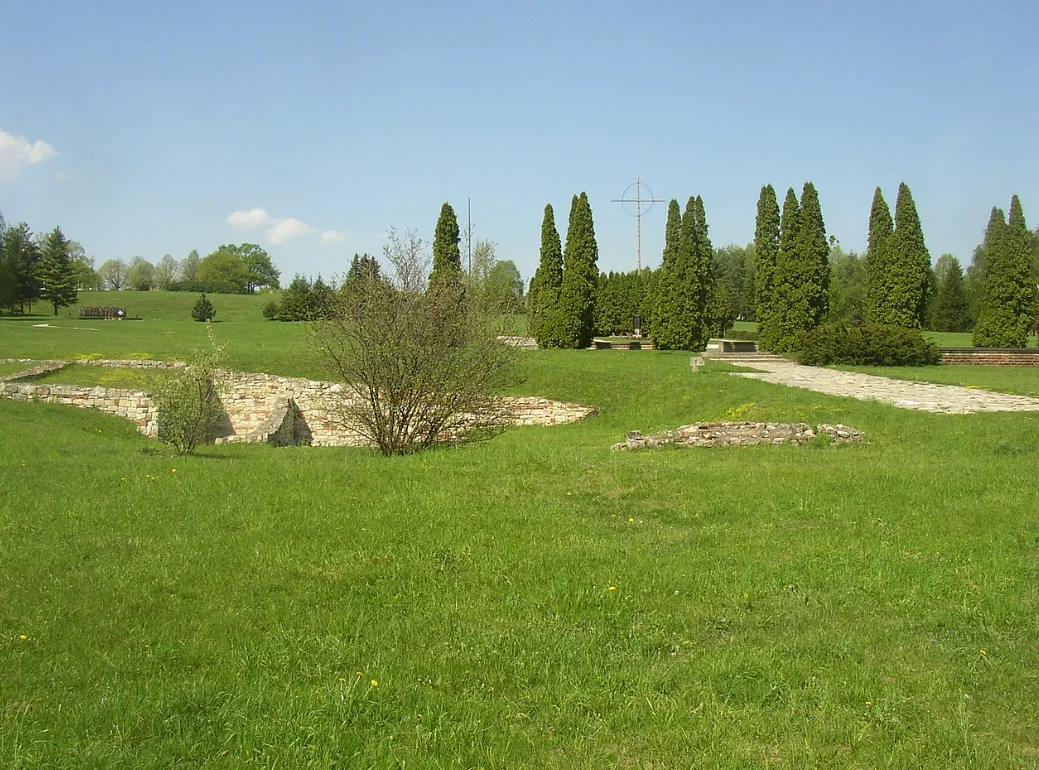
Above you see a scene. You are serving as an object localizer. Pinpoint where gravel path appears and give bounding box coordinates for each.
[729,361,1039,414]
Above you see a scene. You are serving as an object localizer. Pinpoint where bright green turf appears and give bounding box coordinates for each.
[3,335,1039,767]
[29,364,163,390]
[0,361,36,377]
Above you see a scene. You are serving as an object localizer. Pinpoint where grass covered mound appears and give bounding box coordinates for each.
[2,305,1039,767]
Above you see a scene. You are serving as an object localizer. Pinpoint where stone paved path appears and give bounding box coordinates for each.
[728,360,1039,414]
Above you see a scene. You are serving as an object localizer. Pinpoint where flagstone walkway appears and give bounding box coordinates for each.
[727,359,1039,414]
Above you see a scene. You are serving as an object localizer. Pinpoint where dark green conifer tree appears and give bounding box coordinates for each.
[650,200,684,349]
[652,197,712,350]
[931,255,971,332]
[874,183,931,327]
[529,204,563,347]
[754,185,780,346]
[865,187,894,324]
[973,197,1035,346]
[693,196,716,341]
[37,227,78,315]
[429,202,461,288]
[556,193,599,348]
[767,188,802,351]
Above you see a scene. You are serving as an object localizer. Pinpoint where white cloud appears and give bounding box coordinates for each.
[0,128,58,182]
[266,217,315,244]
[319,229,346,245]
[226,208,271,227]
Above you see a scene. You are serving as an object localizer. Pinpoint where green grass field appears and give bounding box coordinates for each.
[2,296,1039,768]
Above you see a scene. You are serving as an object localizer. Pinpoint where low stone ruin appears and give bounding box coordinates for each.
[613,421,864,450]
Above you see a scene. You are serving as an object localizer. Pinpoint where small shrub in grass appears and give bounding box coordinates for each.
[155,326,225,455]
[191,293,216,322]
[798,322,940,366]
[262,301,279,320]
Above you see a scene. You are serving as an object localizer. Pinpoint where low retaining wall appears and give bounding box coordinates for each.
[613,422,864,450]
[0,360,597,448]
[940,348,1039,366]
[0,382,158,436]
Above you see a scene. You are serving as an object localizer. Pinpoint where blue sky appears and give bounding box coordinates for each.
[2,0,1036,284]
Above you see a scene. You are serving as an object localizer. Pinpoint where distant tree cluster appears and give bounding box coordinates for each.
[96,244,280,295]
[1,211,92,315]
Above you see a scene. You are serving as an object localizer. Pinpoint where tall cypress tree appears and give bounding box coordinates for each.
[557,193,599,348]
[430,202,461,288]
[652,197,712,351]
[974,197,1035,346]
[38,226,78,315]
[754,185,780,346]
[875,182,932,327]
[767,188,802,351]
[865,187,894,324]
[692,196,716,346]
[650,200,684,349]
[798,182,830,323]
[529,203,563,347]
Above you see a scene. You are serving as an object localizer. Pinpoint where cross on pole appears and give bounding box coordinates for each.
[612,173,666,272]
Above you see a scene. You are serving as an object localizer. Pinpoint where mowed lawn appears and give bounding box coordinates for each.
[2,299,1039,768]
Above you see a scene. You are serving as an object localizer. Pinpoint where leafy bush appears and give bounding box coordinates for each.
[797,323,940,367]
[191,293,216,322]
[154,327,225,455]
[311,229,516,456]
[262,301,279,320]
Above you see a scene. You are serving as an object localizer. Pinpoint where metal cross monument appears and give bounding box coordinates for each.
[612,174,666,272]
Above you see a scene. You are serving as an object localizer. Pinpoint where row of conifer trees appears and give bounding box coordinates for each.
[529,185,1035,351]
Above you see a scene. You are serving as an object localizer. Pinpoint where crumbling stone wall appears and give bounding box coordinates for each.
[613,422,864,450]
[0,360,597,447]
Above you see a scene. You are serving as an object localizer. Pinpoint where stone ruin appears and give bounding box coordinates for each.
[613,421,864,450]
[0,359,597,448]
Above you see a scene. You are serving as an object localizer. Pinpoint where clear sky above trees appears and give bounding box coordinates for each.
[2,1,1037,281]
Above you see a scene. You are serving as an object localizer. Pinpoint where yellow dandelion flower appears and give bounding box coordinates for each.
[628,517,635,523]
[19,634,28,640]
[866,701,872,707]
[370,680,379,687]
[743,592,750,600]
[980,649,988,656]
[608,586,617,591]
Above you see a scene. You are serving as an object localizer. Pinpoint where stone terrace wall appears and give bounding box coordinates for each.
[940,348,1039,366]
[0,360,597,448]
[0,382,157,436]
[217,371,597,446]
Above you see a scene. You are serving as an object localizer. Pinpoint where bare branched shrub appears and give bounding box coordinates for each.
[155,324,225,455]
[312,228,516,455]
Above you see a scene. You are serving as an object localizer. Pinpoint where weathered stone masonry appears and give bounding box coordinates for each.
[0,360,597,447]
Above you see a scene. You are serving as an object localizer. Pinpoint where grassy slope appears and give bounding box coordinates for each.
[2,319,1039,767]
